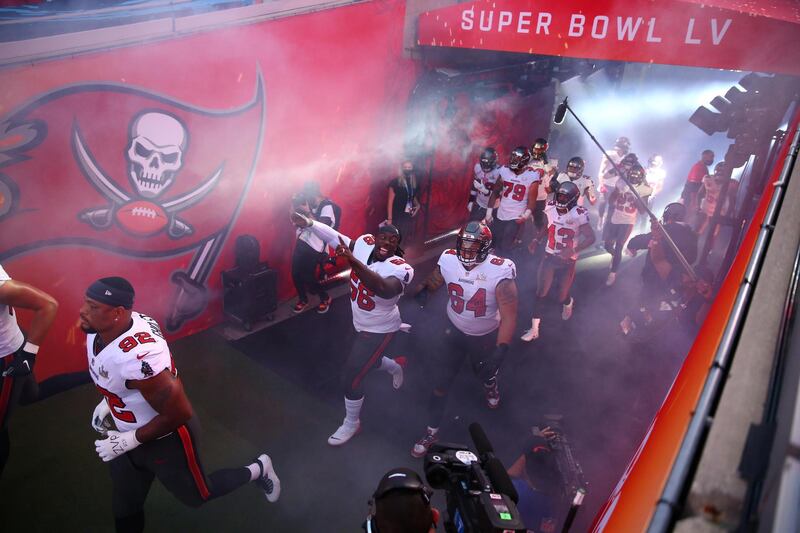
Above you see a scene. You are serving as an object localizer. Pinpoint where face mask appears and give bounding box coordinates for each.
[402,169,413,177]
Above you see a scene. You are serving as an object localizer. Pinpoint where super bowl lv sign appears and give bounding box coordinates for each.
[0,74,266,331]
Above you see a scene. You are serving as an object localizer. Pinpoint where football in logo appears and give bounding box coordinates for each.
[116,200,168,236]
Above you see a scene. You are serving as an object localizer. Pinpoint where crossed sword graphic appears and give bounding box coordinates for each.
[73,125,225,331]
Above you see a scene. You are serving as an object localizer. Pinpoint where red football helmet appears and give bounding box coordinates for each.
[456,221,493,265]
[530,138,548,161]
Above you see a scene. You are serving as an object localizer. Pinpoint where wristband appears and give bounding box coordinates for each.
[521,209,532,219]
[23,341,40,354]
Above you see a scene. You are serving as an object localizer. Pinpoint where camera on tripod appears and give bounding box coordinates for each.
[423,423,526,533]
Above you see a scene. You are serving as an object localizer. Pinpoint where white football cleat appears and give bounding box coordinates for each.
[561,297,574,321]
[255,454,281,503]
[327,420,360,446]
[520,318,541,342]
[606,272,617,286]
[411,429,439,458]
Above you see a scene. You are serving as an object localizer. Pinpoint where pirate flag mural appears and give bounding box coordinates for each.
[0,73,265,331]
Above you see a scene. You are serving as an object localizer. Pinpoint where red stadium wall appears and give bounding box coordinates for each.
[0,0,419,380]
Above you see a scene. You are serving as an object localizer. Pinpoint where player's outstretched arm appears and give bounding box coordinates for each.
[413,266,444,308]
[496,278,518,346]
[130,370,193,443]
[0,280,58,346]
[290,212,353,250]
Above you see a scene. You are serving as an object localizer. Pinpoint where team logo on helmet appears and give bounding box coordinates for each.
[627,164,646,185]
[479,147,497,172]
[530,138,548,161]
[566,156,585,180]
[555,181,580,212]
[456,221,492,266]
[508,146,531,170]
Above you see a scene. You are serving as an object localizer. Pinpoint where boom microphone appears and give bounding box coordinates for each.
[485,456,519,504]
[468,422,494,456]
[554,97,569,124]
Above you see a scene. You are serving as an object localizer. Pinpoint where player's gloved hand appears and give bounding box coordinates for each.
[95,430,141,462]
[2,341,38,377]
[467,201,474,213]
[483,208,493,225]
[290,211,312,228]
[414,287,429,309]
[91,399,112,435]
[516,208,532,225]
[477,344,508,381]
[473,179,489,195]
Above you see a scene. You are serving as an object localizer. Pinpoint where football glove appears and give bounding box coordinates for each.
[2,341,38,378]
[477,344,508,381]
[95,430,141,462]
[414,287,429,309]
[91,399,113,435]
[467,201,474,213]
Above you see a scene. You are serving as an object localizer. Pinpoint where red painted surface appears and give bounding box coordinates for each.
[417,0,800,75]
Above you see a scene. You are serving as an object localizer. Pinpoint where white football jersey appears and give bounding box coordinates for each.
[543,202,590,260]
[598,151,624,188]
[473,163,501,209]
[554,173,597,207]
[496,166,541,221]
[529,159,557,201]
[437,250,516,336]
[87,312,174,433]
[0,264,25,357]
[349,234,414,333]
[610,180,652,225]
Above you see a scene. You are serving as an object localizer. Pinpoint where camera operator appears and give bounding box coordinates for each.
[507,428,560,533]
[289,181,337,314]
[363,467,439,533]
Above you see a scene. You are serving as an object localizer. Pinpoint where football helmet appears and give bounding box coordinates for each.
[662,202,687,223]
[621,153,639,170]
[479,147,498,172]
[627,164,646,185]
[566,156,585,179]
[530,138,548,161]
[508,146,531,170]
[554,181,580,211]
[456,221,492,266]
[614,136,631,152]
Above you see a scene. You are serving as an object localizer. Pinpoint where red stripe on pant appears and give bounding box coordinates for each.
[177,425,211,501]
[350,332,394,392]
[0,358,12,424]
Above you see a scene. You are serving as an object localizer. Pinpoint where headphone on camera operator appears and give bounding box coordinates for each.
[364,468,440,533]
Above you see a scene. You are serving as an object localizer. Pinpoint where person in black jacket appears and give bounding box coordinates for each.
[386,161,420,245]
[621,203,698,333]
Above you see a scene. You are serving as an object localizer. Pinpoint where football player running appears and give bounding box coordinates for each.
[0,264,58,478]
[291,213,413,446]
[467,147,501,222]
[604,164,653,286]
[551,156,597,207]
[81,277,280,533]
[410,221,518,458]
[521,182,595,341]
[484,147,541,256]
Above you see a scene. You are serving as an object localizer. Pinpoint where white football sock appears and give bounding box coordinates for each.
[378,356,401,375]
[344,396,364,426]
[247,462,261,482]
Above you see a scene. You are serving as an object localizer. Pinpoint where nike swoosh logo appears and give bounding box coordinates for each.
[136,352,151,360]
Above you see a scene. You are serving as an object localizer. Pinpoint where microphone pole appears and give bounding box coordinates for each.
[553,97,697,281]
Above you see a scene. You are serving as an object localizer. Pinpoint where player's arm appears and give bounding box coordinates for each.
[476,277,517,381]
[574,222,596,254]
[648,231,672,281]
[129,370,193,443]
[413,265,444,308]
[484,177,503,222]
[525,181,539,216]
[0,280,58,346]
[495,278,518,346]
[585,180,598,205]
[290,212,353,250]
[387,186,395,225]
